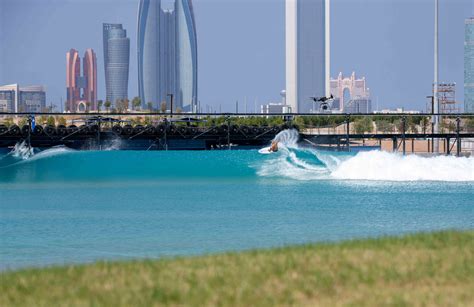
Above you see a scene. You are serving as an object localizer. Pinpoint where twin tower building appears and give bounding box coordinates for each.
[66,0,197,112]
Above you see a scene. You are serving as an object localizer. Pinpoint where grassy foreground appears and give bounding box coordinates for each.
[1,231,473,306]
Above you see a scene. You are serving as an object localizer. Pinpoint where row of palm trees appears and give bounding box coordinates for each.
[89,97,181,114]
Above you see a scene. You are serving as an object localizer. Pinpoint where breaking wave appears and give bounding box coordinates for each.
[0,142,74,169]
[256,130,474,182]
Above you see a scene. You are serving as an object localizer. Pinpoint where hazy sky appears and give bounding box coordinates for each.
[0,0,473,112]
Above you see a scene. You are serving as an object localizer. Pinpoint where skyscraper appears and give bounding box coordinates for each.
[176,0,198,111]
[83,49,98,110]
[103,24,130,107]
[66,48,98,112]
[66,49,81,112]
[138,0,197,112]
[286,0,330,113]
[465,17,474,113]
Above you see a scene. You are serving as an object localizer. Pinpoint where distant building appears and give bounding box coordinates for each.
[261,103,292,114]
[0,84,17,112]
[66,48,98,112]
[0,84,46,113]
[330,72,371,113]
[465,17,474,113]
[103,24,130,107]
[261,90,291,114]
[344,98,372,114]
[286,0,330,113]
[138,0,198,112]
[374,108,420,115]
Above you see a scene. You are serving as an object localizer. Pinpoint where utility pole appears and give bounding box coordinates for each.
[427,95,435,152]
[433,0,440,153]
[167,94,174,118]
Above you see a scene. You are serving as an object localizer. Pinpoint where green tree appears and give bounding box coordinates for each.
[38,116,48,125]
[465,118,474,132]
[85,102,91,113]
[97,100,103,112]
[2,118,14,127]
[132,97,142,111]
[116,99,123,113]
[123,99,130,112]
[57,116,67,126]
[147,102,153,113]
[104,101,111,113]
[420,117,431,133]
[354,117,372,134]
[18,118,28,127]
[47,116,55,126]
[375,120,393,133]
[160,101,167,113]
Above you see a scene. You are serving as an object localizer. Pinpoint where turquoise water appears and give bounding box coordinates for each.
[1,134,473,271]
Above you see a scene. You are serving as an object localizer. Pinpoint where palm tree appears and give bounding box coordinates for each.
[132,97,141,111]
[116,99,123,113]
[123,99,130,112]
[160,101,167,113]
[147,102,153,113]
[104,101,111,113]
[97,100,103,113]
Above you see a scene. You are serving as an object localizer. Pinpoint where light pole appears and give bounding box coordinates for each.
[167,94,174,118]
[426,95,435,153]
[433,0,440,152]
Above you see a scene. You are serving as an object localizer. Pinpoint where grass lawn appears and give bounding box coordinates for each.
[1,231,473,306]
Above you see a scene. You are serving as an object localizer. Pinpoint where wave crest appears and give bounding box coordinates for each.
[331,151,474,182]
[257,130,474,182]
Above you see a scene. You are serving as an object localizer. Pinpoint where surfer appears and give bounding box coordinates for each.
[269,141,279,153]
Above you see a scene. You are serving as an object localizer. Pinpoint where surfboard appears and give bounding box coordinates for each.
[258,147,274,155]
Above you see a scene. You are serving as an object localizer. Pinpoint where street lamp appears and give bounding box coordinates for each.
[426,95,435,152]
[167,94,174,118]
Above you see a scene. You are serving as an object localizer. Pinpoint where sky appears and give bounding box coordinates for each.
[0,0,473,112]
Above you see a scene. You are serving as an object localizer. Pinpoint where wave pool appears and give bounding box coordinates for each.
[1,130,473,270]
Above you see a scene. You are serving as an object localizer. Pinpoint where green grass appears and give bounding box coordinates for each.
[1,231,473,306]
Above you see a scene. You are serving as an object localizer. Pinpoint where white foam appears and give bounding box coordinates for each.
[331,151,474,182]
[257,130,474,182]
[102,137,123,151]
[11,141,35,160]
[257,143,329,181]
[274,129,299,148]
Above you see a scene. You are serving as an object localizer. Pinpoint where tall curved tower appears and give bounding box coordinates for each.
[138,0,161,108]
[83,49,98,110]
[66,49,81,112]
[176,0,198,111]
[138,0,197,111]
[66,48,98,112]
[103,24,130,107]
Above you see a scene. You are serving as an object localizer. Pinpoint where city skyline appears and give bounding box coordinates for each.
[0,0,473,112]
